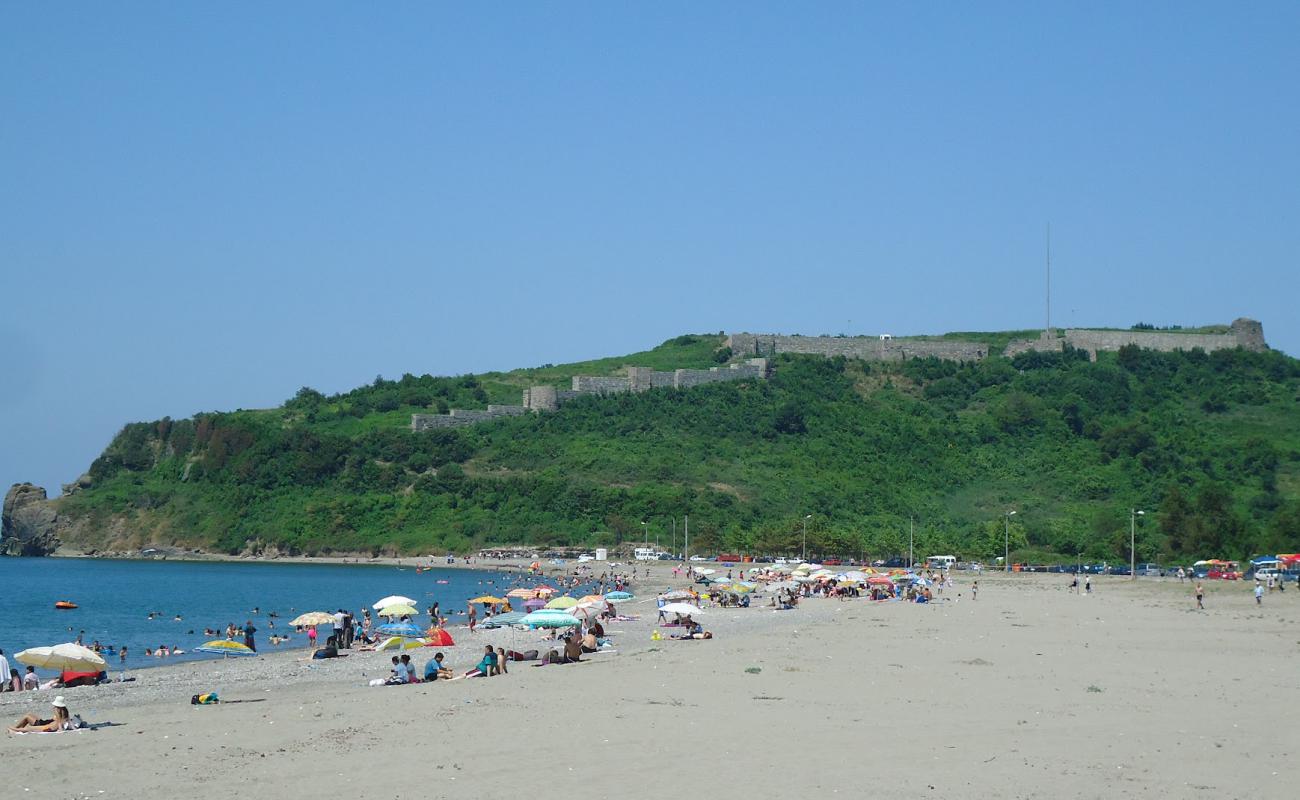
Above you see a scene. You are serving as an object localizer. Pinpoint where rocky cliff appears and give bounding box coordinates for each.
[2,483,61,556]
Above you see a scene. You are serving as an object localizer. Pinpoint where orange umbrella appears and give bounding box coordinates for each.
[533,585,557,596]
[577,595,605,605]
[506,588,538,599]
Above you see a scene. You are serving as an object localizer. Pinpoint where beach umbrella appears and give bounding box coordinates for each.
[195,640,257,658]
[374,636,428,651]
[842,571,868,582]
[523,598,547,611]
[373,595,417,611]
[378,603,419,618]
[867,576,892,585]
[577,594,605,605]
[532,585,558,596]
[424,627,457,645]
[659,602,703,616]
[376,622,424,638]
[15,643,106,672]
[545,596,579,609]
[469,595,506,605]
[506,588,538,599]
[290,611,338,627]
[693,568,716,575]
[520,610,581,629]
[604,591,633,601]
[480,612,526,629]
[660,590,695,601]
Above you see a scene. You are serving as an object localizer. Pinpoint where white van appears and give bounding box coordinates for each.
[634,547,658,561]
[925,555,957,571]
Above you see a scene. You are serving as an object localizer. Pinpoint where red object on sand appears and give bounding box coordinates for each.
[424,627,455,646]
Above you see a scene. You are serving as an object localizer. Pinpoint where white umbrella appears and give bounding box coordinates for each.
[843,571,868,582]
[693,567,716,575]
[659,602,704,616]
[372,595,417,610]
[15,643,107,672]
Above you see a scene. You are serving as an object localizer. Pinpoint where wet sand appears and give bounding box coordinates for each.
[3,566,1295,799]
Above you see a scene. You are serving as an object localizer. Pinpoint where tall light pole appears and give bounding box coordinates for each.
[908,516,914,569]
[1130,509,1144,580]
[641,521,647,547]
[802,514,812,562]
[1004,511,1017,573]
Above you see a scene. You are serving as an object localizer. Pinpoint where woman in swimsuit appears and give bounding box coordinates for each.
[9,696,72,733]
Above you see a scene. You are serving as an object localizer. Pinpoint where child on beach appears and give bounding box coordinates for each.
[1195,582,1205,609]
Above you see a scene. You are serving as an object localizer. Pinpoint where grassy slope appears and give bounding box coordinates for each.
[50,333,1300,562]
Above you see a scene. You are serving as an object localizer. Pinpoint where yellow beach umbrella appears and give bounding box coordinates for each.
[577,595,605,605]
[378,603,419,617]
[15,643,106,672]
[469,596,506,605]
[195,640,256,658]
[290,611,338,627]
[544,596,578,609]
[374,636,429,651]
[506,588,537,599]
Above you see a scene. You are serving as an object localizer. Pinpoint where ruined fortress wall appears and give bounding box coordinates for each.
[726,334,985,362]
[1063,318,1266,356]
[572,376,632,394]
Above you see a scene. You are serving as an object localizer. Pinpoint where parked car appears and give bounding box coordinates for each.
[689,555,710,562]
[1136,563,1162,577]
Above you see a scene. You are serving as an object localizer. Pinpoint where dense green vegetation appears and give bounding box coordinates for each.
[56,334,1300,563]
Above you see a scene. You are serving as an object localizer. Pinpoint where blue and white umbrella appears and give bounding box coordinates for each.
[604,591,633,601]
[375,622,423,638]
[520,610,581,629]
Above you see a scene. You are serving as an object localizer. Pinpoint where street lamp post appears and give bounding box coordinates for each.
[802,514,812,562]
[1130,509,1144,580]
[1004,511,1016,573]
[908,516,914,569]
[641,521,647,547]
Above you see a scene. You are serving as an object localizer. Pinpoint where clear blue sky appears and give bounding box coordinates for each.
[3,3,1297,495]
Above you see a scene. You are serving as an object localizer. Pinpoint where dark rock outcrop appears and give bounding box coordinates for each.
[2,483,61,556]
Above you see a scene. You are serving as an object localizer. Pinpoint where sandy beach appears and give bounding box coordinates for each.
[3,563,1296,800]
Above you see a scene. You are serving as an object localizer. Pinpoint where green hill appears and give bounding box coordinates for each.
[28,334,1300,562]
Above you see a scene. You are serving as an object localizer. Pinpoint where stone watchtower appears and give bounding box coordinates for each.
[522,385,558,412]
[1230,318,1267,351]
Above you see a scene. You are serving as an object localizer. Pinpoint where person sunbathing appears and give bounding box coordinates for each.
[9,697,78,733]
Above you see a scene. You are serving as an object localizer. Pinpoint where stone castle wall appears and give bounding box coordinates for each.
[726,333,987,362]
[414,358,769,431]
[1005,318,1267,360]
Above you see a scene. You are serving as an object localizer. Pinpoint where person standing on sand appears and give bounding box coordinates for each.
[1254,581,1264,606]
[467,603,477,633]
[243,620,257,652]
[1069,575,1078,593]
[1084,576,1092,595]
[1195,582,1205,609]
[971,581,978,601]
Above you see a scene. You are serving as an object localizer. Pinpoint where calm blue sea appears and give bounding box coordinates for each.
[0,557,569,673]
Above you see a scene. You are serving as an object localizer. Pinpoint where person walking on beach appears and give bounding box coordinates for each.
[467,603,477,633]
[1084,576,1092,595]
[1254,581,1264,606]
[971,581,978,601]
[1069,575,1078,593]
[1195,582,1205,609]
[0,649,11,693]
[243,620,257,652]
[120,646,127,666]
